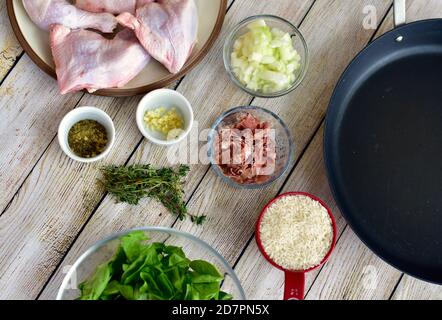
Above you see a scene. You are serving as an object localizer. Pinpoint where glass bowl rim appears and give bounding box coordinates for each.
[223,14,310,98]
[57,226,246,300]
[208,105,295,189]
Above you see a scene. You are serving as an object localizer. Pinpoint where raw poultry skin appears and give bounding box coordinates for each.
[23,0,117,33]
[117,0,198,74]
[75,0,155,14]
[50,25,151,94]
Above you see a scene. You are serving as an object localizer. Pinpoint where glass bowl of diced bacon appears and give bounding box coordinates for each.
[208,106,294,189]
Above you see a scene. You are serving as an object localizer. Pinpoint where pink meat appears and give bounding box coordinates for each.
[117,0,198,74]
[75,0,155,15]
[23,0,117,33]
[50,25,151,94]
[215,113,277,184]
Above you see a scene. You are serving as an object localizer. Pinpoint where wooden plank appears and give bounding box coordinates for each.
[0,56,83,214]
[392,277,442,300]
[38,0,316,300]
[0,1,22,82]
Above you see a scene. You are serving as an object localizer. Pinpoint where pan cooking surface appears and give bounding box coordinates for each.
[325,20,442,284]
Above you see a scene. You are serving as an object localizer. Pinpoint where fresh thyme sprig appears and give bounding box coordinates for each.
[100,164,206,225]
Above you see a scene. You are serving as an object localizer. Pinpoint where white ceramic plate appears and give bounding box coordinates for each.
[7,0,227,96]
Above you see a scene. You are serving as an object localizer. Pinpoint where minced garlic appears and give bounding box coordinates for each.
[144,107,184,138]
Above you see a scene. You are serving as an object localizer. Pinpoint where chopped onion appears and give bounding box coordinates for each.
[231,19,302,94]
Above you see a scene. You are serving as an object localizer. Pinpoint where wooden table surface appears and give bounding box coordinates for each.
[1,0,441,300]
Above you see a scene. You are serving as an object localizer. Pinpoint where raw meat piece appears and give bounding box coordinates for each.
[214,113,277,184]
[75,0,154,14]
[117,0,198,74]
[23,0,117,33]
[50,25,151,94]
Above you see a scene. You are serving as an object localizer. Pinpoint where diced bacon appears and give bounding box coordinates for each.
[215,112,277,184]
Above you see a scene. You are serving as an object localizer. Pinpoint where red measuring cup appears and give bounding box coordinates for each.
[256,192,337,300]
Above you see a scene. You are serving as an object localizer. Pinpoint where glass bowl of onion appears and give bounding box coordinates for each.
[223,15,309,98]
[208,106,294,189]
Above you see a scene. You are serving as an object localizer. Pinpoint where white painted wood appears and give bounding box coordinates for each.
[0,1,22,81]
[0,55,83,213]
[392,277,442,300]
[0,0,440,301]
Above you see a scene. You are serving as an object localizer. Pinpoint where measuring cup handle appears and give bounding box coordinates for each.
[284,272,305,300]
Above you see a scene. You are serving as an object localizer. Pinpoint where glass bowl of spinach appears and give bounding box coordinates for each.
[57,227,246,300]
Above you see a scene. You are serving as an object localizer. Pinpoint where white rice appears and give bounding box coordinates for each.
[259,195,333,271]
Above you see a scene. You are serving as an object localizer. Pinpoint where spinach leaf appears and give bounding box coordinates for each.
[120,231,148,262]
[219,291,234,300]
[189,273,224,284]
[190,260,223,278]
[191,282,222,300]
[78,262,111,300]
[102,280,120,296]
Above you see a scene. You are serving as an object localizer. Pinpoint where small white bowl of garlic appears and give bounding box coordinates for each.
[136,89,194,146]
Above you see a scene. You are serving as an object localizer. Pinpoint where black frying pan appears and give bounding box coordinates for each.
[324,0,442,284]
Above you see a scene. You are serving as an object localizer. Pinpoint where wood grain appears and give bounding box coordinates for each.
[0,0,22,82]
[1,0,441,301]
[0,56,83,214]
[39,0,316,300]
[392,276,442,300]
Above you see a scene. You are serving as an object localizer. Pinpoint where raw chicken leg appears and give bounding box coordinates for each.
[117,0,198,74]
[75,0,154,15]
[23,0,117,33]
[50,25,151,94]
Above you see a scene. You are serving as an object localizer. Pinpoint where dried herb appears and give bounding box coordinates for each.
[100,164,206,224]
[68,120,108,158]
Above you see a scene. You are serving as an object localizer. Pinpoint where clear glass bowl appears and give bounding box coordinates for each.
[208,106,294,189]
[223,15,309,98]
[57,227,246,300]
